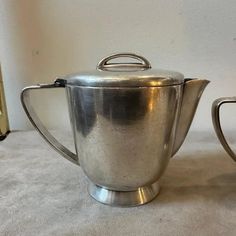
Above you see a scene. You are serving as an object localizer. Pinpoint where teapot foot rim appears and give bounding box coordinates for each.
[88,181,160,207]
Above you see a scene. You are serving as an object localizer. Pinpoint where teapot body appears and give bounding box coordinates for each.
[21,53,209,206]
[66,84,182,190]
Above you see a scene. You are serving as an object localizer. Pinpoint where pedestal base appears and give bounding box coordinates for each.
[88,181,160,207]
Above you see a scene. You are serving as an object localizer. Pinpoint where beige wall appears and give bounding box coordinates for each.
[1,0,236,131]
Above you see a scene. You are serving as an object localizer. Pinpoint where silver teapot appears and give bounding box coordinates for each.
[21,53,209,206]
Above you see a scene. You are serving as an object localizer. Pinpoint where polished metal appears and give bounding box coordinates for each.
[64,53,184,87]
[172,79,210,155]
[89,180,160,207]
[212,97,236,161]
[67,84,182,192]
[0,65,10,141]
[21,53,209,206]
[97,52,152,70]
[21,79,78,165]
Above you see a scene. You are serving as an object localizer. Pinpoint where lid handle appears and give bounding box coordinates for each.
[97,53,152,71]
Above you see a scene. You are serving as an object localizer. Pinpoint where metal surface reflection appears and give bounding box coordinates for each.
[21,53,209,206]
[212,97,236,161]
[67,85,181,193]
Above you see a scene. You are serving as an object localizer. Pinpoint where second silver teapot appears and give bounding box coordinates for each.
[21,53,209,206]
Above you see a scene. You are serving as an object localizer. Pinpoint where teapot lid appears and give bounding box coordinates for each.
[65,53,184,87]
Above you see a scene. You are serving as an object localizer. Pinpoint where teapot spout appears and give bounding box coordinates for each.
[172,78,209,156]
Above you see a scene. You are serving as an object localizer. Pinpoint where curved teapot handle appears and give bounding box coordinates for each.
[21,79,79,165]
[212,97,236,161]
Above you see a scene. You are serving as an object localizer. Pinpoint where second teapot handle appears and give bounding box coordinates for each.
[21,79,79,165]
[212,97,236,161]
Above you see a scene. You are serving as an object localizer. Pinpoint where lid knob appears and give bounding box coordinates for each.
[97,53,152,71]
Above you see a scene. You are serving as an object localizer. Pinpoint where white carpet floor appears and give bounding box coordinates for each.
[0,130,236,236]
